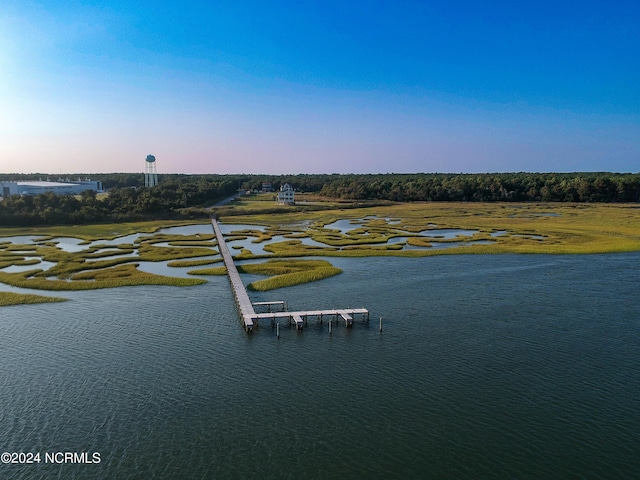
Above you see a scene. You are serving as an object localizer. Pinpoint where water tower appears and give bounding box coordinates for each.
[144,154,158,187]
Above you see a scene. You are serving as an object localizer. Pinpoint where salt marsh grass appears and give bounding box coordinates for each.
[0,292,67,306]
[0,224,215,297]
[188,266,228,276]
[2,202,639,303]
[241,259,342,291]
[168,258,222,268]
[220,202,640,255]
[0,265,205,291]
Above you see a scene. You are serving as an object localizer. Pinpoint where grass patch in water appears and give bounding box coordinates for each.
[0,257,42,268]
[137,243,216,262]
[226,229,274,243]
[168,258,222,267]
[165,241,216,247]
[406,237,433,248]
[71,264,206,286]
[342,243,405,251]
[261,239,426,257]
[239,259,342,291]
[84,247,135,258]
[263,240,339,257]
[0,265,205,291]
[0,292,67,306]
[136,233,215,245]
[3,244,39,252]
[188,266,228,275]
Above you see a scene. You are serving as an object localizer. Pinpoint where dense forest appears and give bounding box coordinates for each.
[315,173,640,203]
[0,172,639,226]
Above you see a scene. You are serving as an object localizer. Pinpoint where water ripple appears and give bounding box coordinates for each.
[1,254,639,479]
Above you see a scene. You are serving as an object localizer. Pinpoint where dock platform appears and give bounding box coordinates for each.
[251,308,369,329]
[211,217,369,333]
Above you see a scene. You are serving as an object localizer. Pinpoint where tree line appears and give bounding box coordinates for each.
[316,173,640,203]
[239,172,640,203]
[0,172,638,227]
[0,175,245,226]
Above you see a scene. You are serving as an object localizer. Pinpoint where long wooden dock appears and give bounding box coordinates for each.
[211,218,369,333]
[211,218,256,331]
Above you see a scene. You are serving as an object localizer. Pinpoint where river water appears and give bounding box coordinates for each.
[1,253,639,479]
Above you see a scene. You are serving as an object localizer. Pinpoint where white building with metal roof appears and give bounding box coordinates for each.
[0,179,103,197]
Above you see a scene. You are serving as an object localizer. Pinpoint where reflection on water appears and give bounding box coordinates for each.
[52,237,86,252]
[0,254,639,479]
[322,219,363,231]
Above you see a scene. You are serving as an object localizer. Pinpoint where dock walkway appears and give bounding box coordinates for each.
[252,308,369,328]
[211,218,369,333]
[211,218,256,331]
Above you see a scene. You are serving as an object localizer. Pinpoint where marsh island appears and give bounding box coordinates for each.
[2,197,640,305]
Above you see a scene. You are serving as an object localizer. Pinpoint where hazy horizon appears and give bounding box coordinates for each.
[2,170,638,177]
[2,1,639,175]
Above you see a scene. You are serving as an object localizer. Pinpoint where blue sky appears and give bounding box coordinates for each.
[1,0,639,174]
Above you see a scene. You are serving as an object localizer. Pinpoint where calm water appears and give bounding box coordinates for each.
[1,253,639,479]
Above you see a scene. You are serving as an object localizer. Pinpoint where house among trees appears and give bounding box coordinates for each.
[276,183,295,205]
